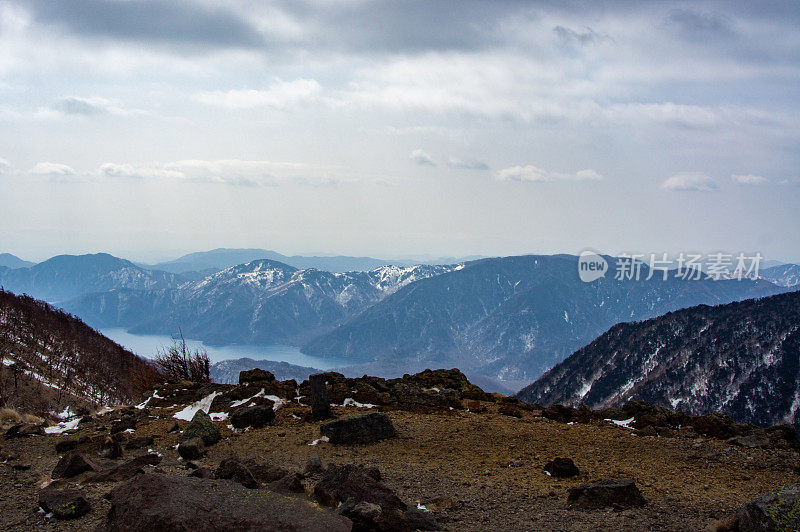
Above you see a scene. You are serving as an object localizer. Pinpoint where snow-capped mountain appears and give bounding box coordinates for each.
[0,253,181,303]
[761,263,800,288]
[302,255,787,389]
[516,290,800,430]
[65,260,453,345]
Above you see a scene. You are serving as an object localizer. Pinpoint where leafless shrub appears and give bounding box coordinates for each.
[153,333,211,383]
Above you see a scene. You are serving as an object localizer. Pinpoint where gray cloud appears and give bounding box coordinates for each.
[20,0,264,49]
[410,149,436,167]
[553,26,610,46]
[53,97,106,116]
[447,158,489,170]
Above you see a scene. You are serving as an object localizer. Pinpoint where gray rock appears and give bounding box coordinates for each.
[179,410,220,445]
[38,482,91,519]
[737,483,800,531]
[177,437,205,460]
[230,404,275,429]
[101,473,352,531]
[320,412,396,445]
[567,479,646,509]
[52,451,104,479]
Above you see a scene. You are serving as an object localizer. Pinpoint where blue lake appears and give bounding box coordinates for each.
[99,328,346,369]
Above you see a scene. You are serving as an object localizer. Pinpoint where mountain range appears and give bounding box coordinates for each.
[0,253,35,269]
[0,253,180,303]
[517,290,800,431]
[64,260,453,346]
[301,255,787,388]
[1,250,795,393]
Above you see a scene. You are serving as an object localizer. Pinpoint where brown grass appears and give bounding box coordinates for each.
[0,407,44,425]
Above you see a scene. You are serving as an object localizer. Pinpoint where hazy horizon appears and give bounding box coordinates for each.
[1,1,799,263]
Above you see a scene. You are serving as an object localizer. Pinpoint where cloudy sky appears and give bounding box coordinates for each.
[1,0,798,263]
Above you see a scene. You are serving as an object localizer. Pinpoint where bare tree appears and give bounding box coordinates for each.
[153,331,211,383]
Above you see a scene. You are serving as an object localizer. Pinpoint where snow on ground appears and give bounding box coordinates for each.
[308,436,329,446]
[44,417,82,434]
[231,388,265,408]
[339,398,375,408]
[606,417,635,429]
[173,391,220,421]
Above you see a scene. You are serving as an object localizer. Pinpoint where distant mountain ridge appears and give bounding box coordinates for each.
[301,255,787,389]
[64,259,455,346]
[761,263,800,288]
[147,248,407,275]
[515,290,800,431]
[0,253,182,303]
[0,253,35,269]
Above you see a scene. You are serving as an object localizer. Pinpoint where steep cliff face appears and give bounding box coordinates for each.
[517,291,800,430]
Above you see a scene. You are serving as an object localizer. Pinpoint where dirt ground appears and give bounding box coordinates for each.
[1,401,798,531]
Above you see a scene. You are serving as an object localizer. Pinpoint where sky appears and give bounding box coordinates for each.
[0,0,798,263]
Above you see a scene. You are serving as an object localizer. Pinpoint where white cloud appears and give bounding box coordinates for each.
[98,163,184,180]
[447,157,488,170]
[30,162,75,176]
[0,157,9,173]
[96,159,343,187]
[409,149,436,167]
[661,172,718,191]
[496,165,603,183]
[731,173,768,185]
[194,79,322,109]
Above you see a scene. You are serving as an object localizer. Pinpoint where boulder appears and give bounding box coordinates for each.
[403,507,442,531]
[177,437,205,460]
[247,462,291,483]
[305,455,325,476]
[498,405,523,418]
[736,483,800,531]
[239,368,276,385]
[38,482,91,519]
[55,436,88,453]
[691,413,737,439]
[102,473,352,531]
[728,435,769,449]
[165,421,179,433]
[215,458,259,489]
[52,451,104,479]
[4,423,43,439]
[125,435,154,450]
[110,416,137,434]
[230,404,275,429]
[544,457,579,478]
[86,453,161,483]
[269,472,305,493]
[188,467,214,479]
[314,464,405,513]
[567,479,646,509]
[541,404,576,423]
[179,410,220,445]
[320,412,396,445]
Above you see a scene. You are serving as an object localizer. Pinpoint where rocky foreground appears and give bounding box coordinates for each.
[2,369,800,531]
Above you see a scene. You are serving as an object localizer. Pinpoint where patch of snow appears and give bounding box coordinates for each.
[173,391,220,421]
[416,503,429,512]
[45,417,82,434]
[265,395,286,411]
[209,412,229,421]
[341,398,375,408]
[606,417,635,429]
[564,311,569,323]
[308,436,329,446]
[230,388,265,408]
